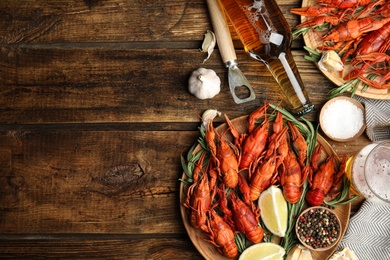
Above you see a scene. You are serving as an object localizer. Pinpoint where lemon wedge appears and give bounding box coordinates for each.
[258,185,288,237]
[239,242,285,260]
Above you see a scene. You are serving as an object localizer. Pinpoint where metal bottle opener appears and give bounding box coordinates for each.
[206,0,256,104]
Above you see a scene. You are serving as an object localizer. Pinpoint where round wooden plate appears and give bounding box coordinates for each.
[300,0,390,100]
[179,115,351,260]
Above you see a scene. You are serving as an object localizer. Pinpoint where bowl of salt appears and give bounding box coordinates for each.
[320,96,366,142]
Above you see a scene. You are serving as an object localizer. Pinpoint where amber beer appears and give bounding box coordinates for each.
[219,0,314,115]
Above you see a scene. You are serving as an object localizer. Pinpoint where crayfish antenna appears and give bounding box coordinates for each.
[247,102,270,133]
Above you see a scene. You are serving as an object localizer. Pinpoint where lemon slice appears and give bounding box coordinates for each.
[258,185,288,237]
[239,242,285,260]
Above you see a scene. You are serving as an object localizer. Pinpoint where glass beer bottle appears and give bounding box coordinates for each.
[218,0,314,115]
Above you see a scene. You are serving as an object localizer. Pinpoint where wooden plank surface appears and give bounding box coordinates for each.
[0,47,331,124]
[0,0,373,258]
[0,0,210,43]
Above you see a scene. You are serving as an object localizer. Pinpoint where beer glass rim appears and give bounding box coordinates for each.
[364,140,390,204]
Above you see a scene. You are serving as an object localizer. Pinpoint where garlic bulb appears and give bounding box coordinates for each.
[318,50,344,72]
[200,30,216,63]
[201,109,221,131]
[188,68,221,100]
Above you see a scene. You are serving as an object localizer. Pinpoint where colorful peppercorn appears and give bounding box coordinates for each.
[296,207,340,250]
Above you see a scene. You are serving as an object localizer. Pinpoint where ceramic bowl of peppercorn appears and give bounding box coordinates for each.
[295,206,342,251]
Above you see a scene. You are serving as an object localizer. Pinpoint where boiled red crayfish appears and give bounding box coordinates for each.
[280,146,309,204]
[237,173,252,207]
[249,151,279,201]
[206,210,238,258]
[306,146,345,206]
[216,184,234,228]
[344,52,390,88]
[238,104,270,170]
[354,21,390,56]
[306,156,335,206]
[323,17,390,54]
[230,192,264,244]
[216,137,239,189]
[287,121,308,168]
[268,112,289,170]
[183,153,211,232]
[206,121,239,189]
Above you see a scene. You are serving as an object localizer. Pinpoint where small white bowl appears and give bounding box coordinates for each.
[319,96,366,142]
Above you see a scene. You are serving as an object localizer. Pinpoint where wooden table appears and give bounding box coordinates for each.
[0,0,370,258]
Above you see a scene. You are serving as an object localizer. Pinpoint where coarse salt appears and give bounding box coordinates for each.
[321,99,364,139]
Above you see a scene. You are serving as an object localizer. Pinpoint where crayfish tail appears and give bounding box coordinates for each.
[246,226,265,244]
[306,189,325,206]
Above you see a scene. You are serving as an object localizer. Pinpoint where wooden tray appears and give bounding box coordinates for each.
[301,0,390,100]
[179,115,351,260]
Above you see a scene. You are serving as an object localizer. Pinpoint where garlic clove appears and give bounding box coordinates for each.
[200,30,216,63]
[329,247,358,260]
[201,109,221,131]
[188,68,221,100]
[299,248,313,260]
[318,50,344,72]
[286,244,313,260]
[285,245,301,260]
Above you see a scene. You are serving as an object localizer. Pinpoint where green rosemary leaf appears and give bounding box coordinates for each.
[280,177,309,253]
[292,26,311,39]
[234,233,248,253]
[178,178,192,184]
[304,55,320,62]
[192,149,204,162]
[186,141,197,161]
[327,78,360,99]
[303,46,321,60]
[300,117,317,158]
[328,195,359,206]
[197,126,209,151]
[198,137,207,151]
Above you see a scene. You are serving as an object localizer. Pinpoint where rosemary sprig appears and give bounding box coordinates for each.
[180,148,204,184]
[292,23,331,39]
[303,46,321,62]
[292,26,312,39]
[280,181,309,253]
[197,126,208,151]
[180,126,209,184]
[327,78,361,99]
[235,233,248,253]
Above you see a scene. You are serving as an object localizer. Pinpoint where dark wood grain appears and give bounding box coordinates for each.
[0,0,371,258]
[0,236,204,259]
[0,47,332,124]
[0,0,210,43]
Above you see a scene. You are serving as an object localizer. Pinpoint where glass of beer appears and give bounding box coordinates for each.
[364,140,390,204]
[218,0,314,115]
